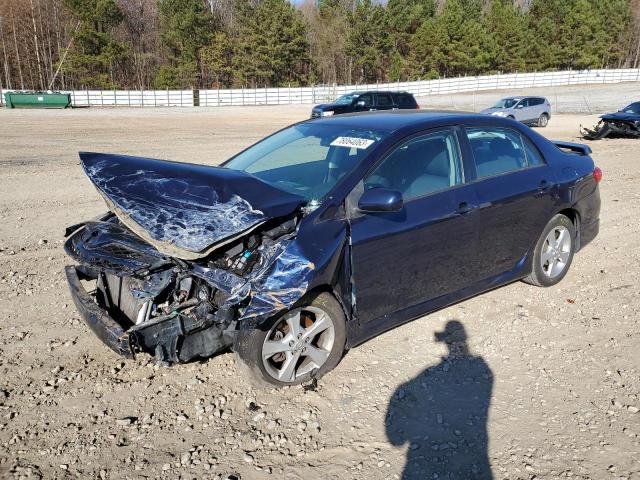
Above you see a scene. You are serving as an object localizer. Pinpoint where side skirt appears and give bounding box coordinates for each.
[345,256,531,349]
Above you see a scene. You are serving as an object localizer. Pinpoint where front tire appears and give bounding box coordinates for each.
[234,292,347,387]
[523,214,575,287]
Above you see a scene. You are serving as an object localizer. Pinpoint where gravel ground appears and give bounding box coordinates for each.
[0,100,639,480]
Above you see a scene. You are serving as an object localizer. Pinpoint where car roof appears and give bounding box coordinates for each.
[504,96,547,100]
[349,90,414,96]
[308,110,488,132]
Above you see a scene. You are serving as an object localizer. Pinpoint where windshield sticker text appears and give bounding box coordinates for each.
[330,136,375,150]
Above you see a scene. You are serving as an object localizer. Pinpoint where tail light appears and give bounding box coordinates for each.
[593,167,602,183]
[415,103,420,109]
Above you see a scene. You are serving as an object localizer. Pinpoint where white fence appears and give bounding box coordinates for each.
[2,68,640,108]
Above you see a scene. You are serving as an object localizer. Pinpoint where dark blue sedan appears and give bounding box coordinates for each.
[64,111,601,387]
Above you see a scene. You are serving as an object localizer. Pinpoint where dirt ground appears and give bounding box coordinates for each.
[0,103,639,480]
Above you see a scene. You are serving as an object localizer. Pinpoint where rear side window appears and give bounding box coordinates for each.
[466,127,542,179]
[396,94,417,108]
[529,98,544,106]
[376,94,393,107]
[364,130,463,200]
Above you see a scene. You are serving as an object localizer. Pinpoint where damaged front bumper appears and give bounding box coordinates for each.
[581,119,640,140]
[65,264,235,363]
[65,265,135,358]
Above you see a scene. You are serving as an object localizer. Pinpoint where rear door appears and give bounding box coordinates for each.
[527,97,543,121]
[462,125,558,278]
[375,93,395,111]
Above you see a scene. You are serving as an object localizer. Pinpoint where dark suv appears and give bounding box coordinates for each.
[311,91,419,118]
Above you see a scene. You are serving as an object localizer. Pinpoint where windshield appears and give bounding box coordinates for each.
[334,94,358,105]
[492,98,518,109]
[621,102,640,114]
[225,123,385,203]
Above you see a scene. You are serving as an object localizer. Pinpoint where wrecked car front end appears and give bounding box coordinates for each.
[581,112,640,140]
[64,153,320,364]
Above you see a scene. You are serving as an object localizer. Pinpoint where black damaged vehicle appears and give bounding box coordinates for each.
[581,101,640,140]
[65,112,601,387]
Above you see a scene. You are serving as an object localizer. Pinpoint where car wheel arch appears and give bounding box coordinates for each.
[301,284,353,323]
[557,207,581,250]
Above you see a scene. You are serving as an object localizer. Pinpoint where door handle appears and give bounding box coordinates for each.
[455,202,476,215]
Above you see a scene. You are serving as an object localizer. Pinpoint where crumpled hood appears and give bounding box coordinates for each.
[601,112,640,123]
[80,152,306,259]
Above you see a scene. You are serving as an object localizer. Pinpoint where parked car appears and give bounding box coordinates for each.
[581,101,640,140]
[311,91,419,118]
[65,111,601,387]
[481,96,551,127]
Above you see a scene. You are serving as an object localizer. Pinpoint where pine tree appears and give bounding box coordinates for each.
[347,0,392,83]
[232,0,310,87]
[409,0,491,78]
[200,32,233,88]
[484,0,527,73]
[155,0,214,88]
[386,0,436,79]
[62,0,127,88]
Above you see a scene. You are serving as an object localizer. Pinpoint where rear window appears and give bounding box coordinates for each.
[396,94,417,108]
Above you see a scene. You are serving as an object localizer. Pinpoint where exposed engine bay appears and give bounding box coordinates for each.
[65,212,312,363]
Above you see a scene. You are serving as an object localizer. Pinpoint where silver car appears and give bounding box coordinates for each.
[481,96,551,127]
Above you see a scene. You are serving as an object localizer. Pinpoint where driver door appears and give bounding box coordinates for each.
[514,98,530,122]
[354,93,373,112]
[347,128,481,325]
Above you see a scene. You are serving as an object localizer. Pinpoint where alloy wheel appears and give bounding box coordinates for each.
[540,225,571,278]
[261,306,335,383]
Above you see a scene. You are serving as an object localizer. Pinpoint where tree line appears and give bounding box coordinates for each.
[0,0,638,91]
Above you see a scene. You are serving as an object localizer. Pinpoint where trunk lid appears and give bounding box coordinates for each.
[80,152,306,259]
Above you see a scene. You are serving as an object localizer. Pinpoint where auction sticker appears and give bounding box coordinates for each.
[330,136,375,149]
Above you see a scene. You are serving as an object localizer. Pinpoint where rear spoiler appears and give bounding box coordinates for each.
[553,140,592,155]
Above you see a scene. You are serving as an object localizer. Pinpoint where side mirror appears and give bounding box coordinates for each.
[358,188,403,213]
[515,104,524,109]
[356,100,366,107]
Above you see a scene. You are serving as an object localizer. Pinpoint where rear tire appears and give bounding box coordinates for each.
[537,113,549,127]
[523,214,575,287]
[234,292,347,388]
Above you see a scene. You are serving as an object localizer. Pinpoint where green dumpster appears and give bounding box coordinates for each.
[4,92,72,109]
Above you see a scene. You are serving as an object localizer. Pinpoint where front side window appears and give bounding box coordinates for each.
[226,124,386,202]
[358,94,373,107]
[364,130,463,201]
[334,94,357,105]
[467,127,543,179]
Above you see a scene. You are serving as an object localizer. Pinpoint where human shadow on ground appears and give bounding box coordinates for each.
[385,320,494,479]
